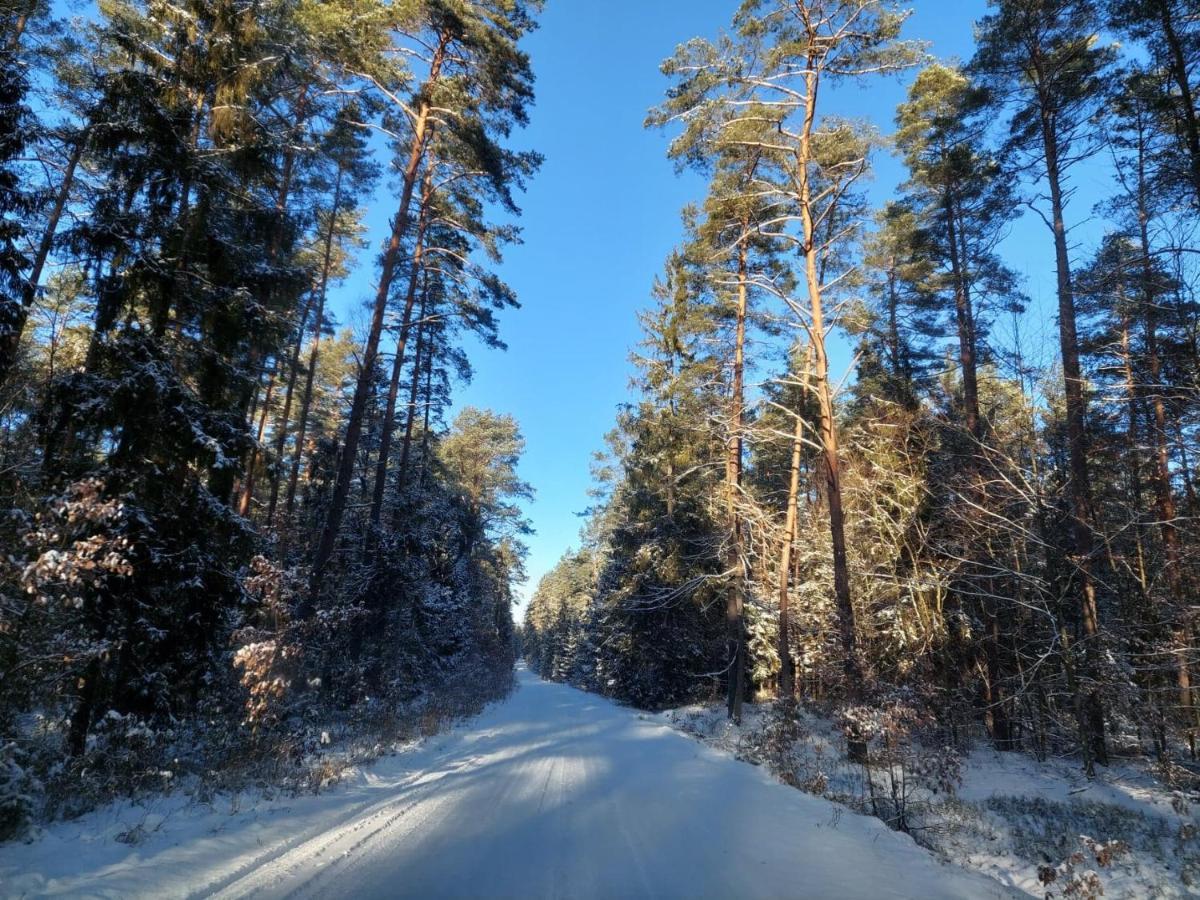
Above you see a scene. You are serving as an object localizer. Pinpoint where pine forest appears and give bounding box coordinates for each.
[3,1,1200,897]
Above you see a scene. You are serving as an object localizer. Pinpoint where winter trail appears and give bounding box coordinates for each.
[200,667,1015,900]
[7,667,1021,899]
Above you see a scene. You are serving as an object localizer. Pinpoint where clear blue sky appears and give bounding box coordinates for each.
[335,0,1117,612]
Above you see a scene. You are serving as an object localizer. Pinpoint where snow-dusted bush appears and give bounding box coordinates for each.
[841,687,963,835]
[0,742,40,842]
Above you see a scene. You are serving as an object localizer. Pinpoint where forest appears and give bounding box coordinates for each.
[0,0,537,834]
[1,0,1200,893]
[525,0,1200,779]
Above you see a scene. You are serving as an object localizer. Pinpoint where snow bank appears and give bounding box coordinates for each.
[657,700,1200,898]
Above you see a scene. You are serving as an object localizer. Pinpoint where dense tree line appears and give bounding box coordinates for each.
[0,0,538,835]
[526,0,1200,774]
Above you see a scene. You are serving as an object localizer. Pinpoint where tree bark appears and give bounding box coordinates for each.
[725,226,749,724]
[795,64,866,761]
[0,132,84,389]
[776,346,812,701]
[417,332,436,490]
[1156,0,1200,207]
[369,166,435,534]
[396,283,431,495]
[943,188,980,441]
[284,169,345,527]
[238,361,279,517]
[5,1,37,52]
[1035,68,1108,770]
[308,31,449,608]
[1130,128,1199,752]
[1144,250,1197,755]
[266,290,315,527]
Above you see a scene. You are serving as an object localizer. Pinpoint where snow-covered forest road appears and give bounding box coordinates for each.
[4,667,1023,899]
[202,667,1015,900]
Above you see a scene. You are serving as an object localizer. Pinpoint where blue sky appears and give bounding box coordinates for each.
[334,0,1117,611]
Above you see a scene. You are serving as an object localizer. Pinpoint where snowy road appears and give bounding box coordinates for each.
[199,667,1012,900]
[4,667,1021,899]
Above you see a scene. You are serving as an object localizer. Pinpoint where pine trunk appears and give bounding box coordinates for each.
[308,32,448,608]
[284,169,345,527]
[725,232,749,723]
[0,133,83,389]
[776,348,811,702]
[1157,0,1200,207]
[369,167,435,533]
[396,285,431,495]
[238,362,279,517]
[1037,77,1108,771]
[796,66,866,760]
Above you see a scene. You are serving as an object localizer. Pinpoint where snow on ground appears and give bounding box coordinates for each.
[657,702,1200,898]
[1,666,1017,899]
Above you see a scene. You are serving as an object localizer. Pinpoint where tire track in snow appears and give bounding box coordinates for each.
[199,752,486,900]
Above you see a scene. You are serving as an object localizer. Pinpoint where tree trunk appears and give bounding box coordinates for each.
[776,347,812,701]
[67,658,102,758]
[725,228,749,724]
[396,284,431,495]
[418,335,436,490]
[308,32,448,609]
[5,1,37,52]
[238,361,279,517]
[795,65,866,761]
[1157,0,1200,207]
[284,169,345,527]
[944,177,1015,749]
[266,291,315,527]
[944,189,980,441]
[1119,303,1150,598]
[369,166,435,534]
[1176,421,1198,513]
[1144,258,1197,755]
[0,132,83,388]
[1037,77,1107,771]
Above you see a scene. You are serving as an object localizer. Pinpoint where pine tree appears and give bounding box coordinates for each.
[893,63,1025,749]
[658,0,922,748]
[0,0,38,388]
[972,0,1117,771]
[1107,0,1200,208]
[309,0,542,604]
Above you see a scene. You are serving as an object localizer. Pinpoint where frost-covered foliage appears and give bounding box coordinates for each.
[528,0,1200,782]
[0,743,39,843]
[0,407,528,829]
[524,403,729,709]
[0,0,538,838]
[660,698,1200,897]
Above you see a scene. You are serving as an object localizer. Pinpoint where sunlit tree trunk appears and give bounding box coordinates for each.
[776,346,812,701]
[725,227,749,723]
[795,64,866,760]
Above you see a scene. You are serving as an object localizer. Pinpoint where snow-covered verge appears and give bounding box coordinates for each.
[0,654,513,847]
[658,703,1200,899]
[0,696,505,899]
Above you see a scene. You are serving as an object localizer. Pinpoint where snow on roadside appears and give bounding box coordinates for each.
[0,727,466,898]
[656,702,1200,899]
